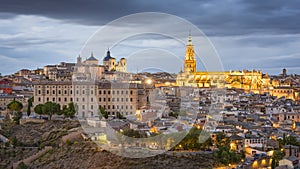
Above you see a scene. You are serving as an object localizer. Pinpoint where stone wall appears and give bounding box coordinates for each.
[19,118,45,125]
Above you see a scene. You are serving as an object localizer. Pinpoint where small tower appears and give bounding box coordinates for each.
[103,49,116,71]
[283,68,287,77]
[77,55,82,64]
[184,32,196,73]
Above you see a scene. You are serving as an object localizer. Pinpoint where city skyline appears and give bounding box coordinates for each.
[0,1,300,75]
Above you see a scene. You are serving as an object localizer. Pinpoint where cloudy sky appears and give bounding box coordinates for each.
[0,0,300,75]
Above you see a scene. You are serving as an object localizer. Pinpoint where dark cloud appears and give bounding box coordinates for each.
[0,0,300,75]
[0,0,300,36]
[0,12,17,19]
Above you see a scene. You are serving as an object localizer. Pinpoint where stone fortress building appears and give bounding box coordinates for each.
[33,49,152,119]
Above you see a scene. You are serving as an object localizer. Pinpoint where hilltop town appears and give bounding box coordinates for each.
[1,36,300,169]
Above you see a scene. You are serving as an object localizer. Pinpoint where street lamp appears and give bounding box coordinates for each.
[146,79,152,85]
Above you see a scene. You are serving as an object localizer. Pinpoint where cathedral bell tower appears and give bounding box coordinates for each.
[184,33,196,73]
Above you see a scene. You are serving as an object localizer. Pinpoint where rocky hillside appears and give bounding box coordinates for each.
[0,120,217,169]
[31,140,216,169]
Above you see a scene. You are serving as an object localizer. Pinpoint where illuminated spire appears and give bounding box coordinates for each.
[188,30,192,45]
[184,31,196,73]
[185,31,195,60]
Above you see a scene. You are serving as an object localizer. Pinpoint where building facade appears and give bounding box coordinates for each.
[176,34,298,101]
[33,81,151,118]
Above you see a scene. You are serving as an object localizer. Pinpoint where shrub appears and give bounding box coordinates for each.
[66,139,72,146]
[17,162,29,169]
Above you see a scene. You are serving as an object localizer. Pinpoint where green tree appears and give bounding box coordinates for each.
[27,97,33,117]
[59,105,66,117]
[42,102,60,120]
[7,100,23,112]
[16,162,29,169]
[271,150,285,169]
[122,129,145,138]
[60,103,76,119]
[66,102,76,118]
[34,104,44,118]
[13,112,22,124]
[11,136,18,147]
[214,145,243,166]
[215,132,229,148]
[116,112,125,119]
[171,127,212,151]
[99,106,108,119]
[279,135,300,146]
[7,100,23,123]
[168,111,179,118]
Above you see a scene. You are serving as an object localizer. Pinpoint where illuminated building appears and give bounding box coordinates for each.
[176,34,298,100]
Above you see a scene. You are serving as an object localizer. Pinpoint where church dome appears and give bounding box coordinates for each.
[86,52,98,61]
[103,50,115,61]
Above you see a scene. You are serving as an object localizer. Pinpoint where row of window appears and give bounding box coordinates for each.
[99,90,134,95]
[108,112,132,116]
[81,104,133,110]
[75,97,134,102]
[99,97,133,102]
[274,90,292,93]
[38,90,72,95]
[37,85,71,88]
[37,97,73,102]
[78,111,133,117]
[37,89,135,96]
[246,139,265,144]
[37,96,135,103]
[284,115,299,120]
